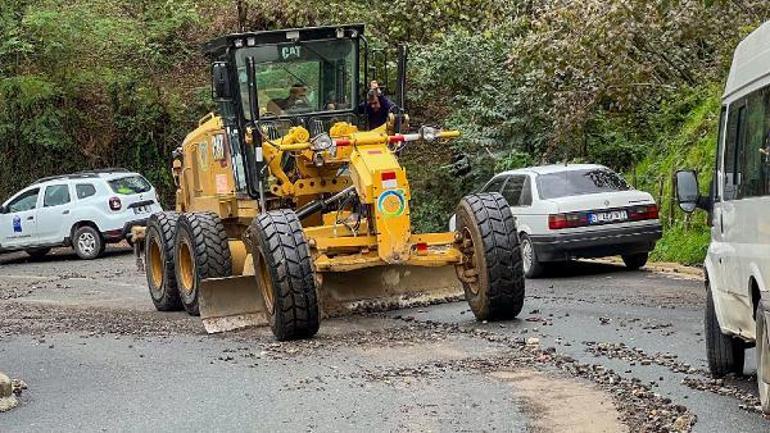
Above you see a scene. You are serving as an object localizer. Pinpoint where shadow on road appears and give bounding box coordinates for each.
[543,259,629,279]
[0,246,133,265]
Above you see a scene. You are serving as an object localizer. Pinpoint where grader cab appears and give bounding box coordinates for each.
[140,24,525,340]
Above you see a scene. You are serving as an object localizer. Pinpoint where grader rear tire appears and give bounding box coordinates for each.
[455,192,525,321]
[249,209,320,341]
[145,212,183,311]
[174,212,232,316]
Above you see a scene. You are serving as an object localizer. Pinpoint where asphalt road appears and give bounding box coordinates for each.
[0,246,769,432]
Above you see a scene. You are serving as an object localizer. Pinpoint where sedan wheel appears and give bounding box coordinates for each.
[520,234,544,278]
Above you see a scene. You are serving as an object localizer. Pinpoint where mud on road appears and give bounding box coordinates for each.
[0,246,768,432]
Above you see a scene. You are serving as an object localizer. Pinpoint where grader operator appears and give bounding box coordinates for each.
[138,24,525,340]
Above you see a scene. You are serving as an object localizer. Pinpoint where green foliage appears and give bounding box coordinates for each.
[1,0,768,266]
[651,221,712,266]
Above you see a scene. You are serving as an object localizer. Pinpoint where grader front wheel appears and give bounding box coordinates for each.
[174,212,233,316]
[455,192,525,321]
[249,209,320,341]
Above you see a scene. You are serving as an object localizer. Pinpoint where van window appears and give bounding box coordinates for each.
[76,184,97,199]
[723,102,746,200]
[7,188,39,212]
[108,176,151,195]
[43,184,71,207]
[714,106,726,201]
[741,89,768,198]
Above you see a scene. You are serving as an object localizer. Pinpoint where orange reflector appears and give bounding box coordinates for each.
[415,242,428,255]
[381,171,397,181]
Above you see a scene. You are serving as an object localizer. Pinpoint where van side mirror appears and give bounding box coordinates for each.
[0,205,6,214]
[211,62,232,101]
[675,170,701,213]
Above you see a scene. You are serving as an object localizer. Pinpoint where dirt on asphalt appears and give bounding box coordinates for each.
[0,246,768,432]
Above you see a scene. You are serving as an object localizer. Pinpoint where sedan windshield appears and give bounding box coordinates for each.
[537,169,630,199]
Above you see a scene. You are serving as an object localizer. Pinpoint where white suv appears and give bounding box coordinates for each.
[450,164,662,277]
[0,170,162,260]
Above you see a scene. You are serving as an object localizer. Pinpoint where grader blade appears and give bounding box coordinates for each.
[199,275,268,334]
[318,265,463,317]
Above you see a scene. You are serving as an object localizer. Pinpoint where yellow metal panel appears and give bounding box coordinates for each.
[409,233,456,246]
[312,235,377,251]
[228,240,248,275]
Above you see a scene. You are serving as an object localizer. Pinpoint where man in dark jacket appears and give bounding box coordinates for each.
[360,81,395,130]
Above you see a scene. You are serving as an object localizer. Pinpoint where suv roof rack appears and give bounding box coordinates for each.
[31,168,132,185]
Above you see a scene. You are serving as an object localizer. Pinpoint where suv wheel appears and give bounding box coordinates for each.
[73,226,103,260]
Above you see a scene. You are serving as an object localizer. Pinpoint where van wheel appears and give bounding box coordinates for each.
[455,192,525,321]
[248,209,320,341]
[622,252,648,270]
[755,303,770,414]
[145,212,183,311]
[520,234,545,278]
[705,281,745,376]
[25,248,51,259]
[174,213,232,316]
[73,226,103,260]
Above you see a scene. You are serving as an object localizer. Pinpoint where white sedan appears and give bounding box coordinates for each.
[450,164,662,277]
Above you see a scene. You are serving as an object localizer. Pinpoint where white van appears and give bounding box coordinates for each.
[676,22,770,412]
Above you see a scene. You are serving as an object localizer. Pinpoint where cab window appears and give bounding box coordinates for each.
[44,184,71,207]
[7,188,40,212]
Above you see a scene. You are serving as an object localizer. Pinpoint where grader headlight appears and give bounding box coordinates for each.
[419,126,439,142]
[311,133,336,157]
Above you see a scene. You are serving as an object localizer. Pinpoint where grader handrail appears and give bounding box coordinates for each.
[264,129,461,153]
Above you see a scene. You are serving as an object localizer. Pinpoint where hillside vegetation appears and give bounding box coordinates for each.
[2,0,769,264]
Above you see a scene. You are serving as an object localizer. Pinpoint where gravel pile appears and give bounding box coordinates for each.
[585,341,704,374]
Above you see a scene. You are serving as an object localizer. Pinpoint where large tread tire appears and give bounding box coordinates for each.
[248,209,319,341]
[455,192,525,321]
[73,225,103,260]
[622,252,649,270]
[705,280,745,376]
[174,212,232,316]
[145,212,183,312]
[520,233,545,279]
[755,303,770,414]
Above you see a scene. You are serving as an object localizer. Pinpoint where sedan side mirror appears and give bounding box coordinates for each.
[675,170,701,213]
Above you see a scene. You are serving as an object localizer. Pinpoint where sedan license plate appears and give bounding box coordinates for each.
[133,205,150,215]
[589,210,628,224]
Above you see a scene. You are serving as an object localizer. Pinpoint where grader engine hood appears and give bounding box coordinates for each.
[349,142,412,264]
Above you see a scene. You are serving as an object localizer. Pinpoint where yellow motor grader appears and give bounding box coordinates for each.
[138,24,525,340]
